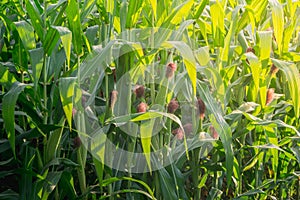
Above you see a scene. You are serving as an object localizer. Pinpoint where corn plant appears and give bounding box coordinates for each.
[0,0,299,199]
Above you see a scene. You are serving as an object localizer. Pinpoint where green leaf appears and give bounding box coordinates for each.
[0,66,17,87]
[102,176,155,198]
[140,120,155,172]
[149,0,157,20]
[169,0,193,25]
[162,41,197,94]
[45,120,65,163]
[59,171,77,199]
[200,67,225,108]
[59,77,76,129]
[25,0,44,40]
[81,0,96,21]
[80,40,116,83]
[42,171,63,199]
[193,0,209,19]
[131,111,183,130]
[66,0,83,55]
[197,81,234,187]
[0,189,19,200]
[158,0,193,27]
[29,47,44,91]
[3,82,30,157]
[244,52,261,102]
[14,20,35,50]
[195,46,210,66]
[158,168,178,200]
[271,59,300,118]
[264,127,278,180]
[235,189,265,198]
[269,0,284,56]
[106,0,114,14]
[258,31,272,63]
[210,2,225,47]
[220,6,240,67]
[52,26,72,67]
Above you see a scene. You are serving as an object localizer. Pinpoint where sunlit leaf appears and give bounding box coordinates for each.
[25,0,44,40]
[269,0,284,56]
[210,2,225,47]
[52,26,72,68]
[162,41,197,94]
[59,77,76,129]
[66,0,83,55]
[272,59,300,118]
[14,21,35,50]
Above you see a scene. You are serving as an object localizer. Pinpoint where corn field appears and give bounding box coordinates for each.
[0,0,300,199]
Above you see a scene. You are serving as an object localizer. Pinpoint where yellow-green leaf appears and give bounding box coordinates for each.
[270,0,284,56]
[59,77,76,129]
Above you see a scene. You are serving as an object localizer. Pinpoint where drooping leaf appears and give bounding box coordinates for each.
[271,59,300,118]
[158,168,178,200]
[59,77,76,129]
[3,82,30,157]
[52,26,72,68]
[197,81,234,187]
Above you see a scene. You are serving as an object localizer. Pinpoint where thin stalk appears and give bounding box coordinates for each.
[42,55,48,164]
[238,119,246,195]
[77,55,81,87]
[150,15,155,104]
[77,145,87,198]
[297,176,300,200]
[42,54,48,125]
[166,118,172,146]
[76,112,87,199]
[154,172,161,199]
[76,55,87,199]
[42,0,49,123]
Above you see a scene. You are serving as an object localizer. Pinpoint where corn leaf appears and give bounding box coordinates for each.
[25,0,44,40]
[197,81,234,187]
[14,21,35,50]
[271,59,300,118]
[269,0,284,56]
[162,41,197,94]
[59,77,76,129]
[52,26,72,68]
[210,2,225,47]
[3,82,30,157]
[29,47,44,91]
[66,0,83,55]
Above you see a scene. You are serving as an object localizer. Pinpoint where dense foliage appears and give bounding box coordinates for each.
[0,0,300,199]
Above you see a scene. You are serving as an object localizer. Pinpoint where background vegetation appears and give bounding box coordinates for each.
[0,0,300,199]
